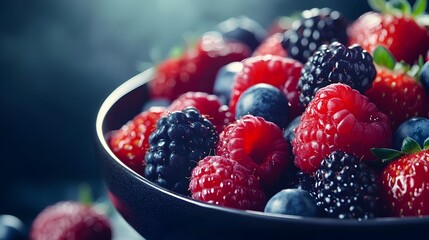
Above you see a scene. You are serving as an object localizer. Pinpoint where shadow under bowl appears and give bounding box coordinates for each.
[95,68,429,240]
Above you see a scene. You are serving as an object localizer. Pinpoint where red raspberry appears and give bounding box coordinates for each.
[292,83,392,173]
[229,55,303,120]
[109,106,166,175]
[167,92,234,134]
[217,115,290,189]
[30,201,112,240]
[190,155,267,211]
[252,33,287,57]
[150,32,250,101]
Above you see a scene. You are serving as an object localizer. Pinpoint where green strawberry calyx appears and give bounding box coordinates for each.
[368,0,427,17]
[371,136,429,163]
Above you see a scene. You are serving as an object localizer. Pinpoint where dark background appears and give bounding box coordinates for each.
[0,0,373,236]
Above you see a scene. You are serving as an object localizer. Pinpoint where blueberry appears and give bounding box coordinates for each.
[217,16,267,51]
[393,117,429,150]
[0,215,27,240]
[236,83,289,129]
[213,62,243,105]
[420,61,429,95]
[264,189,319,217]
[284,115,301,142]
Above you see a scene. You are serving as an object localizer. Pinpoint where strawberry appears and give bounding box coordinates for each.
[372,137,429,217]
[30,201,112,240]
[109,106,166,175]
[149,32,250,101]
[364,46,429,130]
[348,0,429,65]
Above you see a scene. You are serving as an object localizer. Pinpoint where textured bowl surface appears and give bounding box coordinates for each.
[95,69,429,240]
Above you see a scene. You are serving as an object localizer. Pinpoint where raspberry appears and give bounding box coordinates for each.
[252,33,287,57]
[292,83,392,173]
[109,106,166,175]
[217,115,290,189]
[190,156,267,211]
[167,92,234,134]
[314,151,380,220]
[229,55,303,120]
[282,8,348,63]
[144,107,218,195]
[298,42,376,107]
[30,201,112,240]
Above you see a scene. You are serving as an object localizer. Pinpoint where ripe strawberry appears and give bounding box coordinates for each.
[229,55,303,120]
[167,92,234,134]
[109,106,166,175]
[190,155,267,211]
[348,0,429,65]
[373,137,429,217]
[217,115,290,190]
[149,32,250,101]
[364,46,429,131]
[252,33,287,57]
[292,83,392,173]
[30,201,112,240]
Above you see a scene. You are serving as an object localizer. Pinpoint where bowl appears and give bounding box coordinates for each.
[95,68,429,240]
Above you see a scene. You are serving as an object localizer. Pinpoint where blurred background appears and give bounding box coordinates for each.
[0,0,372,238]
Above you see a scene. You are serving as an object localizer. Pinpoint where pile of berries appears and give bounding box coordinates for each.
[109,0,429,220]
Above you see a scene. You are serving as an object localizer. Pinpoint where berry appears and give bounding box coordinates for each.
[0,215,26,240]
[167,91,234,134]
[420,61,429,94]
[264,189,319,217]
[217,115,290,189]
[365,68,429,130]
[283,115,301,142]
[393,117,429,150]
[144,107,218,194]
[235,83,290,129]
[292,83,392,173]
[298,42,376,107]
[282,8,349,63]
[109,106,166,175]
[229,55,304,120]
[190,156,267,211]
[252,33,287,57]
[150,31,250,101]
[213,61,243,105]
[217,16,267,51]
[374,138,429,217]
[314,151,380,220]
[348,8,429,65]
[29,202,112,240]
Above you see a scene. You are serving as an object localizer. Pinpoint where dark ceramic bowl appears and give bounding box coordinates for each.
[95,69,429,240]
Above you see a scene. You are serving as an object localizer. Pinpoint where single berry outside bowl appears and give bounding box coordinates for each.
[95,68,429,240]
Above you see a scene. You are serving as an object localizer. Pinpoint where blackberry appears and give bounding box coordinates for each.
[144,107,218,195]
[298,42,376,107]
[314,151,380,220]
[282,8,348,63]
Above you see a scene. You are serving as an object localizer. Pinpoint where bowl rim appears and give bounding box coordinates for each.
[96,68,429,227]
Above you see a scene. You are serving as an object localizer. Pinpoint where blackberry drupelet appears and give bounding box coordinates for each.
[298,42,376,107]
[144,107,219,195]
[282,8,348,63]
[313,151,380,220]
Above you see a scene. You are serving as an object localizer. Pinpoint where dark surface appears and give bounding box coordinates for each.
[0,0,372,237]
[96,69,429,240]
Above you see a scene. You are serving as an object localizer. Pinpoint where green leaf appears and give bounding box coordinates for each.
[401,137,422,153]
[79,183,93,206]
[424,137,429,150]
[371,148,402,162]
[169,46,184,59]
[368,0,389,12]
[413,0,427,16]
[388,0,412,15]
[373,46,396,70]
